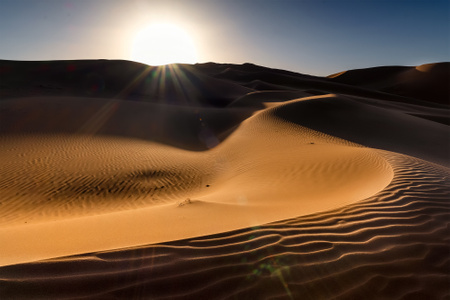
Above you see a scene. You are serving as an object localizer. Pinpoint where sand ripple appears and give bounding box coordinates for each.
[1,152,448,299]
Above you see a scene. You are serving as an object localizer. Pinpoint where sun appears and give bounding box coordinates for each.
[131,23,198,66]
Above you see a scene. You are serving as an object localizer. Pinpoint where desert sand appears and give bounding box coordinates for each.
[0,60,449,299]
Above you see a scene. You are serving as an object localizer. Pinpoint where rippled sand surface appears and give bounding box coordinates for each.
[0,60,448,299]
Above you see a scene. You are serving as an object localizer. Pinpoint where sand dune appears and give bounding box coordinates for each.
[0,96,255,150]
[0,104,393,265]
[1,152,448,299]
[0,60,252,106]
[328,62,450,105]
[0,60,448,298]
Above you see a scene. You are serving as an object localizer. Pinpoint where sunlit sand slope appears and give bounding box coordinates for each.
[0,99,393,266]
[0,152,448,299]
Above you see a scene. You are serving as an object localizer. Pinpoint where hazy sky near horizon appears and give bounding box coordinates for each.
[0,0,448,76]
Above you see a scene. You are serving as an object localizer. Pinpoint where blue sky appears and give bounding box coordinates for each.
[0,0,448,75]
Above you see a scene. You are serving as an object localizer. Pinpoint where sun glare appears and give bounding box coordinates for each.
[131,23,198,66]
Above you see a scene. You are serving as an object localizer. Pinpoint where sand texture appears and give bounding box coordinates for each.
[0,60,449,299]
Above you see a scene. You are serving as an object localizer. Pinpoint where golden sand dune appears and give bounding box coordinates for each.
[1,153,448,299]
[0,60,448,298]
[0,103,393,265]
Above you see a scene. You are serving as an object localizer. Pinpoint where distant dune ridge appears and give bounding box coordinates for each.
[0,60,449,299]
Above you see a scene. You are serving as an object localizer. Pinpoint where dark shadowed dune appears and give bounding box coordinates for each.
[328,63,450,105]
[0,96,254,150]
[270,95,450,166]
[0,59,252,107]
[194,62,449,109]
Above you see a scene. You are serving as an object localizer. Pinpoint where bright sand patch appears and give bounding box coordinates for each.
[0,106,393,266]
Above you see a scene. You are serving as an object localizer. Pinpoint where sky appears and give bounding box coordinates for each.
[0,0,448,76]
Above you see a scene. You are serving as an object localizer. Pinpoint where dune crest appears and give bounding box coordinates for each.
[0,107,393,265]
